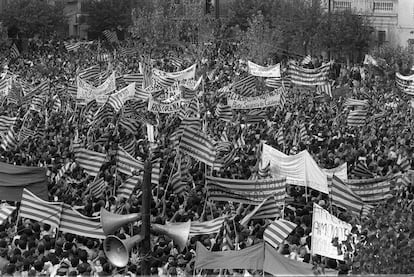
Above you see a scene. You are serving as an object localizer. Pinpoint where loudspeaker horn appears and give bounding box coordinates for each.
[151,220,191,250]
[100,208,140,235]
[103,234,143,268]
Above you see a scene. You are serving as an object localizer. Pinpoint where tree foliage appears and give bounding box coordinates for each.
[0,0,66,38]
[237,11,282,64]
[84,0,132,39]
[227,0,373,59]
[316,10,374,57]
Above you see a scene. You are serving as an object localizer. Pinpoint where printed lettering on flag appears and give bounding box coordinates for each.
[311,203,352,260]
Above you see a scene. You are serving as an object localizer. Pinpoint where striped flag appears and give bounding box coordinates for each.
[287,62,330,86]
[264,219,297,249]
[240,195,282,226]
[233,133,245,149]
[0,116,17,133]
[276,128,285,147]
[395,72,414,95]
[179,117,201,131]
[186,99,199,117]
[0,205,16,225]
[108,83,136,112]
[19,189,63,229]
[234,75,256,97]
[29,93,46,112]
[206,176,286,205]
[67,84,77,99]
[343,98,369,108]
[119,117,140,134]
[152,70,176,88]
[122,137,136,157]
[92,105,114,126]
[330,175,363,216]
[397,156,411,172]
[63,41,80,52]
[265,77,283,89]
[73,145,107,176]
[10,44,20,59]
[351,162,374,178]
[316,82,332,97]
[179,127,216,166]
[258,162,271,179]
[301,55,312,65]
[78,65,100,82]
[103,30,119,43]
[59,203,105,239]
[246,110,266,124]
[347,109,367,127]
[52,96,61,113]
[170,170,187,196]
[18,126,36,143]
[0,127,18,150]
[151,158,161,186]
[117,175,142,200]
[189,216,226,236]
[346,177,391,204]
[116,146,144,176]
[215,104,233,122]
[119,47,137,56]
[180,86,198,100]
[169,56,184,68]
[84,178,107,198]
[134,88,150,101]
[124,73,144,87]
[55,162,75,183]
[299,123,309,143]
[361,204,374,218]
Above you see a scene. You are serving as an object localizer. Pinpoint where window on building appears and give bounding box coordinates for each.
[333,1,351,10]
[373,2,393,12]
[378,30,386,45]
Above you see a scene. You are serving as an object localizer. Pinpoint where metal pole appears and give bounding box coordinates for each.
[141,159,152,275]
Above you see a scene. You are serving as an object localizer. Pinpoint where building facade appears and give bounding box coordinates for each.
[329,0,414,47]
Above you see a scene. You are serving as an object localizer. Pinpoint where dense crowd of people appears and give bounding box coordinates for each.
[0,37,413,276]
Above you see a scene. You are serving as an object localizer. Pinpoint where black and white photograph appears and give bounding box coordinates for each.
[0,0,414,276]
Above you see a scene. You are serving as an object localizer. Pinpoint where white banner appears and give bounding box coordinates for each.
[311,203,352,261]
[228,88,283,110]
[248,61,281,78]
[153,64,196,81]
[148,98,181,113]
[77,72,116,104]
[111,82,135,104]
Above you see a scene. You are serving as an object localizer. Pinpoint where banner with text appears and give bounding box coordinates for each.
[153,64,197,81]
[311,203,352,261]
[148,97,181,113]
[77,72,116,104]
[228,88,283,110]
[248,61,281,78]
